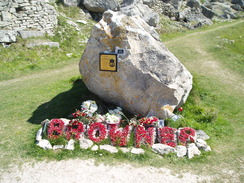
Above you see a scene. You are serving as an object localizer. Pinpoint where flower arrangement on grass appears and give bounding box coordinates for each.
[105,107,123,125]
[109,125,130,146]
[158,127,177,147]
[135,126,156,148]
[81,100,98,117]
[87,122,107,143]
[178,127,196,146]
[47,119,65,139]
[138,116,159,126]
[36,100,210,160]
[66,120,85,140]
[72,110,87,118]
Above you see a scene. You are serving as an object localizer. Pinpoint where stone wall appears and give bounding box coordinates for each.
[0,0,57,35]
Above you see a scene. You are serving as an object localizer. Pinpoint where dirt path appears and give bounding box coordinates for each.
[0,159,212,183]
[165,20,244,95]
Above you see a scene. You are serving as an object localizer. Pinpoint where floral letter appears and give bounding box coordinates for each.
[109,125,130,146]
[88,122,107,143]
[135,126,155,148]
[178,127,196,146]
[158,127,177,147]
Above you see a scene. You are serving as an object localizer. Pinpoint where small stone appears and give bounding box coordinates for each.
[36,139,52,150]
[175,145,187,157]
[76,20,88,24]
[66,53,73,57]
[131,148,145,155]
[36,128,43,141]
[171,114,182,122]
[53,145,64,150]
[196,139,211,152]
[65,139,75,150]
[91,145,99,151]
[119,147,131,153]
[0,30,17,43]
[100,145,118,153]
[18,31,44,39]
[152,144,176,155]
[27,42,59,48]
[79,138,93,150]
[196,130,210,140]
[187,143,201,159]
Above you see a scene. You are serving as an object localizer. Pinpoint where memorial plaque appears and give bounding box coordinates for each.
[99,53,118,72]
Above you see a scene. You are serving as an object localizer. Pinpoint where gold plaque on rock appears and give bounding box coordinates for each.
[99,53,118,72]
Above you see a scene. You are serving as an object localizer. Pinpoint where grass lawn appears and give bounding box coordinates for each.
[0,6,243,181]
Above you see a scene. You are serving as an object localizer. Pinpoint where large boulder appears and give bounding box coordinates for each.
[82,0,119,13]
[79,10,193,119]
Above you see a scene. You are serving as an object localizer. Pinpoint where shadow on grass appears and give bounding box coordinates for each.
[28,79,108,124]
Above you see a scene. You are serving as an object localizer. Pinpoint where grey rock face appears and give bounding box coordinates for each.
[82,0,119,13]
[201,5,216,19]
[0,30,17,43]
[0,0,57,35]
[231,4,243,11]
[143,0,156,7]
[120,0,159,26]
[79,10,192,119]
[18,31,44,39]
[231,0,244,7]
[186,0,201,9]
[152,144,176,155]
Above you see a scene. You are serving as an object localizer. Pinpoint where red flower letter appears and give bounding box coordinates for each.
[88,122,107,143]
[158,127,177,147]
[109,125,130,146]
[135,126,155,148]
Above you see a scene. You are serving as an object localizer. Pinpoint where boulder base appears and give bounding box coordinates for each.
[79,10,192,119]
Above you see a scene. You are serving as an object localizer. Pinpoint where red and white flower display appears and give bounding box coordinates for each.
[138,116,159,126]
[87,122,107,143]
[109,125,131,146]
[135,126,156,148]
[158,127,177,147]
[47,119,65,139]
[81,100,98,117]
[178,127,196,146]
[65,120,85,140]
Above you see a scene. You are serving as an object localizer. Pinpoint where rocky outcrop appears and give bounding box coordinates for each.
[79,10,193,119]
[82,0,119,13]
[120,0,159,27]
[61,0,81,7]
[0,0,57,35]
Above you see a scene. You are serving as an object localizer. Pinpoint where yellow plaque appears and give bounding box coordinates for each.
[99,53,118,72]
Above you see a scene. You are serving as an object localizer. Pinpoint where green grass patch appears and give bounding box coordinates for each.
[204,21,244,75]
[0,5,94,81]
